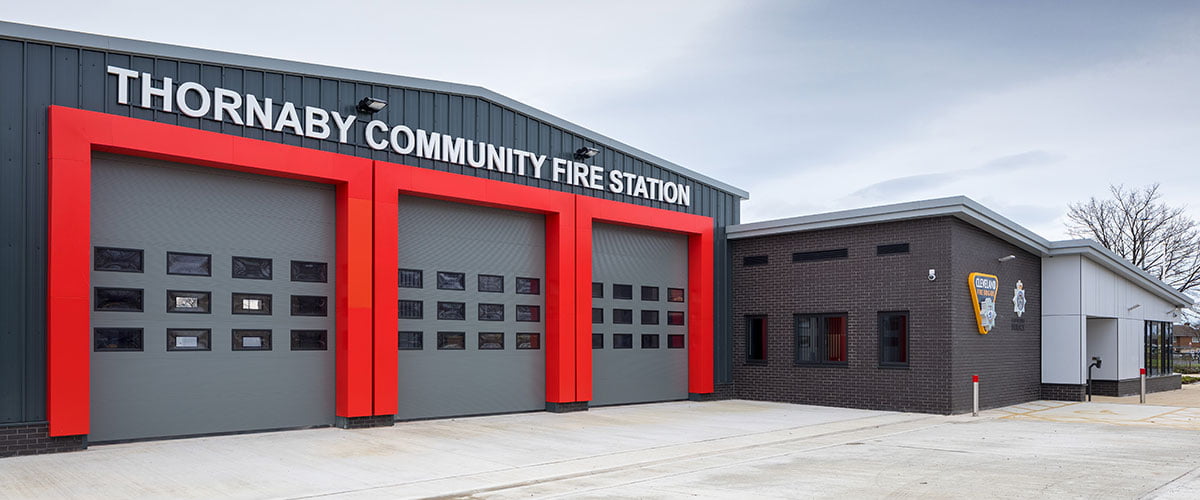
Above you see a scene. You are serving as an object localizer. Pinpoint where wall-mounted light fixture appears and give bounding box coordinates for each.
[574,146,600,161]
[997,255,1016,263]
[1128,304,1142,311]
[357,97,387,113]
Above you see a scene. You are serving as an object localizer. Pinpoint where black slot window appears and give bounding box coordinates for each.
[399,300,423,319]
[516,305,540,322]
[641,310,660,325]
[478,274,504,293]
[667,288,685,303]
[478,303,505,321]
[94,328,143,352]
[613,284,633,300]
[167,329,211,351]
[747,316,767,362]
[516,277,541,295]
[479,332,504,350]
[879,312,909,367]
[94,287,144,312]
[517,333,541,350]
[667,334,685,349]
[667,311,685,326]
[94,247,143,273]
[437,331,465,350]
[233,329,272,351]
[1146,321,1174,377]
[232,256,273,280]
[613,333,633,349]
[592,308,604,324]
[796,314,848,365]
[232,293,272,315]
[641,334,660,349]
[291,295,328,317]
[290,330,328,351]
[437,271,466,290]
[743,255,769,266]
[167,252,211,276]
[641,286,660,301]
[793,249,848,262]
[438,301,466,320]
[877,243,910,255]
[399,269,423,288]
[398,331,423,350]
[291,261,328,282]
[592,282,604,298]
[613,309,633,324]
[167,290,211,314]
[592,333,604,349]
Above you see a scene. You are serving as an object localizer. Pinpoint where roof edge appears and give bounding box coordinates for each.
[0,20,749,199]
[728,196,1192,307]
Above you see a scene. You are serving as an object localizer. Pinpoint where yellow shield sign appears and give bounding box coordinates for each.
[969,272,999,334]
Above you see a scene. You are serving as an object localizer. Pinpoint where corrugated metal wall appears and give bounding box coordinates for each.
[0,32,740,424]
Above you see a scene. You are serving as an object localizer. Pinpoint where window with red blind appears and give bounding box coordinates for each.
[879,312,908,367]
[795,313,848,365]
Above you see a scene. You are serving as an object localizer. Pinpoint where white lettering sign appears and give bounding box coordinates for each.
[107,65,691,206]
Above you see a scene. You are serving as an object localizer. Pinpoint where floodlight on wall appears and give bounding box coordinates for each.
[574,146,600,161]
[1128,304,1142,311]
[357,97,387,113]
[997,255,1016,263]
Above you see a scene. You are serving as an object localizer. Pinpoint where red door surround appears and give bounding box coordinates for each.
[46,106,714,437]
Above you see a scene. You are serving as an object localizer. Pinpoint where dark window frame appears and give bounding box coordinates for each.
[232,329,272,351]
[478,332,505,350]
[878,311,909,368]
[516,277,541,295]
[667,334,685,349]
[592,282,604,298]
[613,333,633,349]
[743,255,769,266]
[516,305,541,322]
[876,243,910,256]
[436,271,466,291]
[592,333,604,349]
[232,256,273,280]
[290,295,329,317]
[746,315,767,363]
[290,260,328,283]
[1145,320,1174,377]
[166,328,212,351]
[478,274,505,293]
[93,246,144,273]
[398,299,423,319]
[794,313,849,366]
[641,286,660,301]
[478,303,505,321]
[612,308,633,324]
[613,284,633,300]
[93,327,144,352]
[516,332,541,350]
[399,268,424,288]
[436,331,466,350]
[667,311,685,326]
[437,301,467,321]
[398,331,423,350]
[166,290,212,314]
[592,308,604,324]
[94,287,144,312]
[667,288,685,303]
[232,292,272,315]
[166,251,212,276]
[290,329,329,351]
[641,310,660,325]
[641,334,660,349]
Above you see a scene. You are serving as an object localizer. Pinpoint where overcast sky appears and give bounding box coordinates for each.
[7,1,1199,239]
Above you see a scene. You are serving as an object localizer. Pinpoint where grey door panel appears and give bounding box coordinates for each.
[396,196,546,420]
[592,223,689,406]
[90,153,336,442]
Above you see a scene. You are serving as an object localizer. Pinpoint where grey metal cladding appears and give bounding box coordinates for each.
[89,153,336,442]
[591,223,689,406]
[0,25,741,423]
[395,195,547,420]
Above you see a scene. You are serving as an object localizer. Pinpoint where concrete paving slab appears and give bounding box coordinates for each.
[2,399,1199,499]
[1093,382,1200,407]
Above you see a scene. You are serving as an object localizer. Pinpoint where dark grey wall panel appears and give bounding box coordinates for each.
[89,154,336,441]
[0,28,741,423]
[395,196,546,420]
[592,223,689,405]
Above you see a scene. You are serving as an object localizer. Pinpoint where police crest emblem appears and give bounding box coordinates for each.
[1013,280,1026,318]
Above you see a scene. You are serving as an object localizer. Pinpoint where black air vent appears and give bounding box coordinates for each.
[792,249,848,262]
[877,243,910,255]
[743,255,769,266]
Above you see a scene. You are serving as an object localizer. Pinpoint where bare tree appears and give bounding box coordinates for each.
[1066,184,1200,293]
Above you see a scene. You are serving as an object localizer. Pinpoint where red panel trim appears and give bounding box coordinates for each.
[46,106,374,436]
[575,197,715,395]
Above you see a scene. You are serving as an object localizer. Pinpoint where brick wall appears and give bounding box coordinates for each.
[730,216,1044,415]
[0,422,86,458]
[1041,383,1087,401]
[947,220,1043,413]
[731,218,956,414]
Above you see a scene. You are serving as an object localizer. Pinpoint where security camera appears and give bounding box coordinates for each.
[928,269,936,281]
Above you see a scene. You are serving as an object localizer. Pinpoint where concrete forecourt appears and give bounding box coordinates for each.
[2,398,1199,499]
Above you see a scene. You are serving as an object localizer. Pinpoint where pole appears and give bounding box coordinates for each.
[1140,368,1147,404]
[972,374,979,417]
